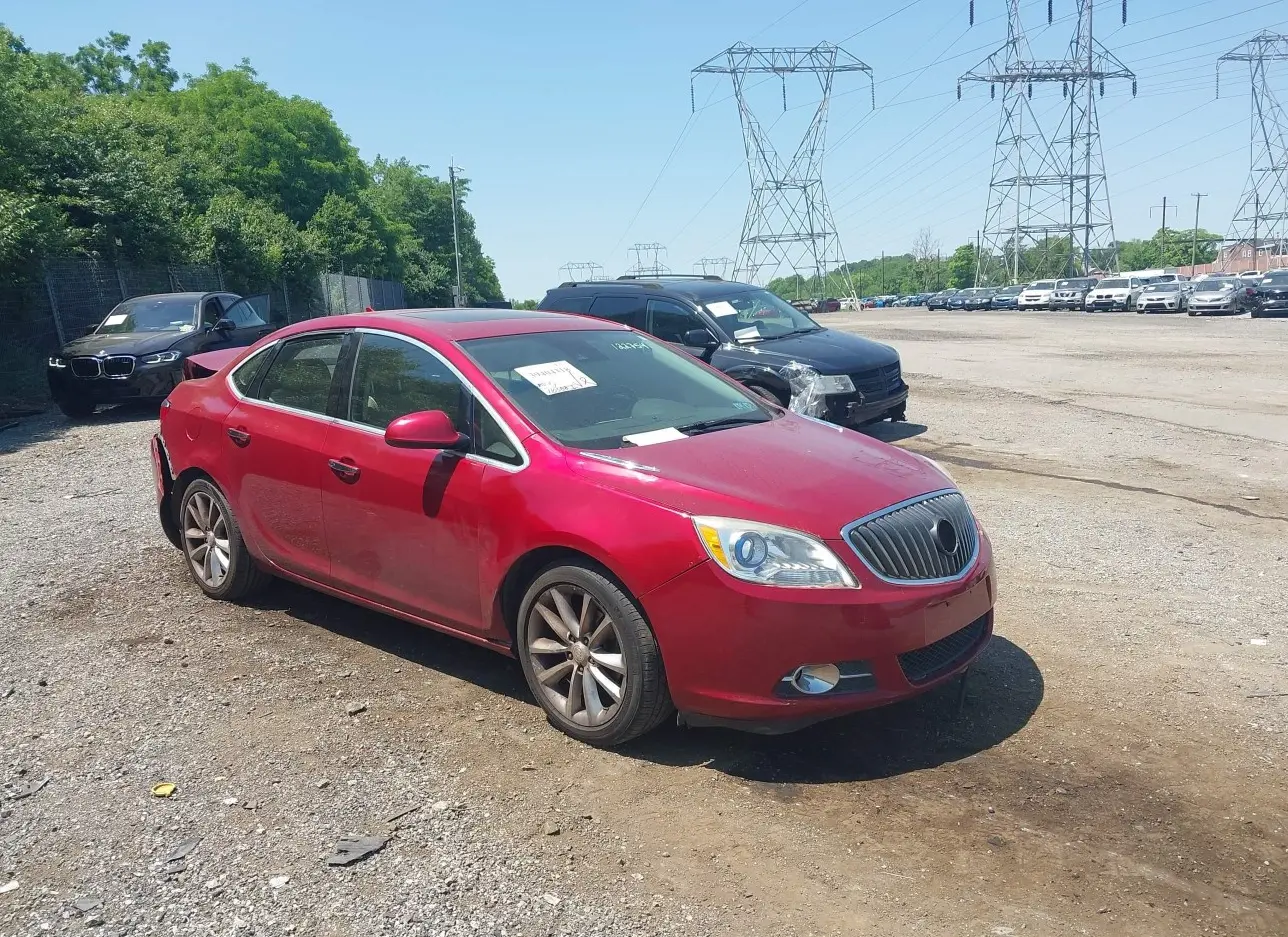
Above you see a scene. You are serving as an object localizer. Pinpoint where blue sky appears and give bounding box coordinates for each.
[9,0,1286,298]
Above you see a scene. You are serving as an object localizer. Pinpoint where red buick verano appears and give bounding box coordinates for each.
[152,309,995,746]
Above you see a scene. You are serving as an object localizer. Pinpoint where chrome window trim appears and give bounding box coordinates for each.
[838,488,980,587]
[226,342,281,398]
[349,328,529,473]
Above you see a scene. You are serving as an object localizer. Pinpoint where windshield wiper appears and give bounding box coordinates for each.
[785,326,824,335]
[676,414,771,436]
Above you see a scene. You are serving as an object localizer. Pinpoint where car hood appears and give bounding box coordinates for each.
[1192,289,1233,298]
[714,328,898,374]
[566,414,952,538]
[60,331,189,357]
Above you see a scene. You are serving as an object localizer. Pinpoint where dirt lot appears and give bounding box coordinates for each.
[1,309,1285,936]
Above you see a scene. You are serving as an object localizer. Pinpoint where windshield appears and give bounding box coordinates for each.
[1097,278,1128,289]
[1144,283,1181,292]
[997,286,1023,295]
[461,329,773,451]
[702,290,821,342]
[1027,281,1056,290]
[1262,273,1288,285]
[95,296,197,335]
[1056,278,1096,289]
[1196,279,1235,291]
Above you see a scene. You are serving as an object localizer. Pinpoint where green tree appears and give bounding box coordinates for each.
[306,193,399,278]
[72,31,133,93]
[512,299,539,310]
[1117,227,1220,270]
[946,243,978,288]
[130,40,178,93]
[193,191,316,291]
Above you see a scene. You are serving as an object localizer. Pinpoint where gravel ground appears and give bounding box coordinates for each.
[1,308,1285,937]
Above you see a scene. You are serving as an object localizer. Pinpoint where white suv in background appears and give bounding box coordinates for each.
[1017,280,1057,310]
[1085,276,1145,311]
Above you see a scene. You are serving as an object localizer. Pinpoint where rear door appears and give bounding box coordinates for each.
[585,294,645,330]
[221,330,350,582]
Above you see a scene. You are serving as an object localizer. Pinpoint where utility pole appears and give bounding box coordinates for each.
[449,160,464,306]
[881,251,886,292]
[1190,193,1206,274]
[693,44,874,296]
[1151,197,1176,238]
[975,230,982,286]
[960,1,1135,282]
[1217,31,1288,270]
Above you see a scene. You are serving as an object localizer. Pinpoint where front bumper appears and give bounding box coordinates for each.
[1257,300,1288,316]
[823,384,909,426]
[47,361,181,405]
[1086,297,1129,311]
[1050,294,1085,309]
[1017,300,1048,310]
[1139,301,1182,312]
[1189,300,1237,314]
[642,535,996,731]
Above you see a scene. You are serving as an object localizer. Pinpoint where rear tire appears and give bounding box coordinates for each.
[57,398,95,420]
[517,563,673,747]
[178,479,272,601]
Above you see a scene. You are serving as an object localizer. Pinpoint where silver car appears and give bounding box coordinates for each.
[1136,281,1189,314]
[1187,277,1256,316]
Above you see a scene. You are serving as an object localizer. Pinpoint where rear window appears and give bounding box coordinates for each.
[586,295,645,329]
[540,292,594,315]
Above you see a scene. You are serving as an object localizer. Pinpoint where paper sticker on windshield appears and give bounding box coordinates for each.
[611,340,649,351]
[622,427,686,446]
[178,324,195,333]
[707,300,737,317]
[733,327,759,342]
[103,314,127,326]
[515,360,596,395]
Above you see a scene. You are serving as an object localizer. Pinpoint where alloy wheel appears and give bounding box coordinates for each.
[526,584,626,727]
[183,490,230,588]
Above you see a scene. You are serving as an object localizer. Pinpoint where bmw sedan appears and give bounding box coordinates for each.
[152,309,996,746]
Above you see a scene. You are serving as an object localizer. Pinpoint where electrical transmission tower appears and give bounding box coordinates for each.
[559,261,606,283]
[1217,31,1288,264]
[692,43,873,297]
[625,243,671,277]
[960,1,1134,284]
[693,256,734,278]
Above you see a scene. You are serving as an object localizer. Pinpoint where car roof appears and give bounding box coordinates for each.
[120,291,213,302]
[547,276,764,302]
[275,307,631,343]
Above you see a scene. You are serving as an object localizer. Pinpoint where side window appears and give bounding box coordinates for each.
[587,295,645,329]
[473,402,522,466]
[646,298,702,344]
[229,344,274,396]
[224,296,269,329]
[255,334,345,415]
[541,293,594,314]
[200,297,223,327]
[349,333,465,431]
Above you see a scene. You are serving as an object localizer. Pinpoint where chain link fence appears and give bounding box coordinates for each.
[0,258,405,415]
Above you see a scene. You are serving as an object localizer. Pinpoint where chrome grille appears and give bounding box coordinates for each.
[842,490,978,583]
[103,355,135,377]
[70,357,102,378]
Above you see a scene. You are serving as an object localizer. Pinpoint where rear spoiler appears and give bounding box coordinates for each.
[182,347,243,381]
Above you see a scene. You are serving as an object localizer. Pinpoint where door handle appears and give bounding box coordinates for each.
[226,427,251,446]
[328,458,361,481]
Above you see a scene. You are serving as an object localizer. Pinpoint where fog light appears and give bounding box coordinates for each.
[790,663,841,695]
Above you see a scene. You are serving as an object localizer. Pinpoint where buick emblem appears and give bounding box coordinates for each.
[931,518,959,555]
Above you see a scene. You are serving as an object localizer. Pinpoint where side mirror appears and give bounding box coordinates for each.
[84,324,98,336]
[212,317,236,333]
[385,410,470,451]
[683,328,719,349]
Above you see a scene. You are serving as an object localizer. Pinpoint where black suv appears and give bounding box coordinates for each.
[47,291,272,418]
[538,276,907,425]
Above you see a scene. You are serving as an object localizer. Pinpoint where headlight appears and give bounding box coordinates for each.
[692,516,858,589]
[48,356,67,368]
[141,350,182,365]
[815,374,855,394]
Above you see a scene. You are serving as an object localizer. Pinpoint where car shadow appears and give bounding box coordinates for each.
[862,421,928,443]
[256,581,1040,785]
[0,401,162,455]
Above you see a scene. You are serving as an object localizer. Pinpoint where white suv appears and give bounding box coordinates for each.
[1017,280,1057,310]
[1085,277,1145,311]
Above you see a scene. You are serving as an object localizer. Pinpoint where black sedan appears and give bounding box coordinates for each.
[989,285,1024,309]
[926,289,958,310]
[47,292,272,418]
[1253,271,1288,318]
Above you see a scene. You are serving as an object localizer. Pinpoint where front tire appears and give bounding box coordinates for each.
[57,398,95,420]
[745,383,787,407]
[517,563,673,747]
[178,479,271,601]
[888,403,908,422]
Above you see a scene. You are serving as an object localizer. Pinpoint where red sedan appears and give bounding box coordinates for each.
[152,309,995,746]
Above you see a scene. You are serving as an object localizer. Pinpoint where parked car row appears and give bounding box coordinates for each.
[919,269,1288,317]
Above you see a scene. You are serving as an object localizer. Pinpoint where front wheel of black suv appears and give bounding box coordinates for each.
[57,398,96,419]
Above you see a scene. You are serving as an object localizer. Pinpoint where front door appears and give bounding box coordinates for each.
[320,330,486,630]
[200,294,274,353]
[221,330,348,582]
